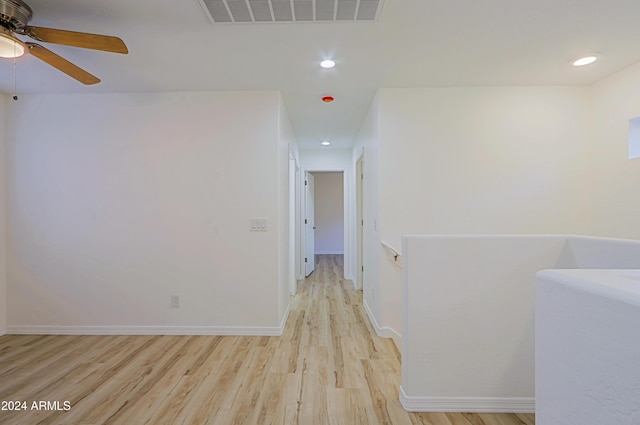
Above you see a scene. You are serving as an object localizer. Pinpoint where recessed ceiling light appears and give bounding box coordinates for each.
[573,56,598,67]
[321,140,331,146]
[320,59,336,69]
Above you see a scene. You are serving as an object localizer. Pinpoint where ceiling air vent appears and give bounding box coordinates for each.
[199,0,384,24]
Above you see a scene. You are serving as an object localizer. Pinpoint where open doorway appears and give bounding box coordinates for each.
[294,149,355,292]
[302,171,344,278]
[312,172,344,256]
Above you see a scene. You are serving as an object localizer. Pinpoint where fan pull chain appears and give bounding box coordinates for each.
[12,45,18,101]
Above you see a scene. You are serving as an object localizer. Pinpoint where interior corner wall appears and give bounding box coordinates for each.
[6,91,285,334]
[590,61,640,239]
[0,95,6,335]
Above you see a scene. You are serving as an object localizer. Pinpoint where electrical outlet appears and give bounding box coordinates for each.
[171,294,181,308]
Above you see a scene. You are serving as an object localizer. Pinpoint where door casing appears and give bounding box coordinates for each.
[304,171,315,276]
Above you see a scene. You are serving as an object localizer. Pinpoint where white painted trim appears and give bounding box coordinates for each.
[302,166,354,286]
[279,303,291,333]
[362,299,401,348]
[399,387,535,413]
[8,321,290,337]
[315,250,345,255]
[7,305,293,336]
[289,153,299,295]
[0,326,6,337]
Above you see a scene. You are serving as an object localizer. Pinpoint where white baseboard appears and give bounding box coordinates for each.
[8,317,291,337]
[399,386,535,413]
[7,305,292,337]
[362,299,402,348]
[0,326,5,337]
[7,298,292,337]
[342,275,357,290]
[279,303,291,334]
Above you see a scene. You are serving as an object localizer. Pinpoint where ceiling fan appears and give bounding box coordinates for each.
[0,0,127,85]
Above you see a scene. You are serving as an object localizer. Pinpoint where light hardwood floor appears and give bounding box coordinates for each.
[0,255,535,425]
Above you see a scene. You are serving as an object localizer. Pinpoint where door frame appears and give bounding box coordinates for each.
[304,171,316,277]
[297,166,353,284]
[356,153,364,290]
[289,152,299,295]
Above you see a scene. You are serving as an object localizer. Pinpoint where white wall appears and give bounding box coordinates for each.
[361,87,594,346]
[0,95,6,335]
[591,61,640,239]
[536,269,640,425]
[401,235,566,412]
[278,95,295,323]
[289,144,301,292]
[378,87,593,243]
[352,96,382,332]
[401,235,640,413]
[6,91,290,334]
[299,148,352,171]
[313,172,344,254]
[567,235,640,267]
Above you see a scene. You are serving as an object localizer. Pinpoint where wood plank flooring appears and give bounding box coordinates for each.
[0,255,535,424]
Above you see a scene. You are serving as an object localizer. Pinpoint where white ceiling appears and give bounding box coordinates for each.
[2,0,640,149]
[200,0,384,23]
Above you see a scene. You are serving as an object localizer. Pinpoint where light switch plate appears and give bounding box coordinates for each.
[250,218,267,231]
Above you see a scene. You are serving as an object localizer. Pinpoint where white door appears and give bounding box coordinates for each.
[304,172,315,276]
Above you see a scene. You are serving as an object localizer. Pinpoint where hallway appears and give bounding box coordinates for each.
[0,255,534,424]
[288,254,534,425]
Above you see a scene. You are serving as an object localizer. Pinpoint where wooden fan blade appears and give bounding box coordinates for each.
[27,43,100,85]
[23,26,128,54]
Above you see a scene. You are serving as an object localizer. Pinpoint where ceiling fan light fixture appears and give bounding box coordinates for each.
[0,31,26,58]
